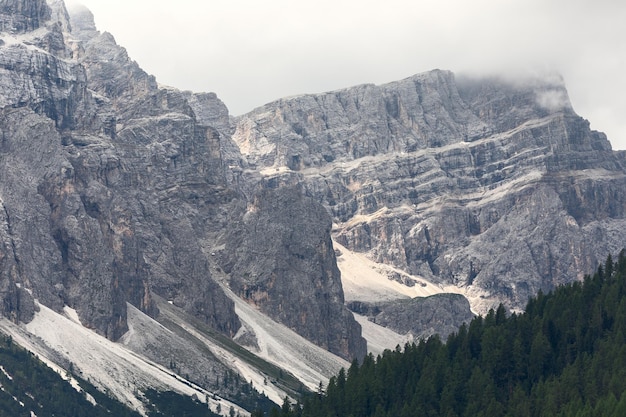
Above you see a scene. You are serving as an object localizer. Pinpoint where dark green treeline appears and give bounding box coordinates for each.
[271,251,626,417]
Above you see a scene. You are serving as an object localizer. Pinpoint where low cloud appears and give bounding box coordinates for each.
[536,90,571,112]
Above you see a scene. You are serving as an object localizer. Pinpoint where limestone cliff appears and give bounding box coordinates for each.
[222,185,366,360]
[0,0,366,364]
[0,0,51,33]
[2,0,626,379]
[348,293,474,340]
[0,0,241,339]
[232,71,626,314]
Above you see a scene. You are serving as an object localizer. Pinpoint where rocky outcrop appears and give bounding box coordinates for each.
[60,6,242,338]
[0,0,50,33]
[232,71,487,170]
[233,71,626,314]
[3,0,626,389]
[222,185,367,361]
[348,293,474,340]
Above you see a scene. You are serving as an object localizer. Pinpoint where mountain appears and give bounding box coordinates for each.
[0,0,625,415]
[232,69,626,315]
[0,0,360,413]
[0,332,144,417]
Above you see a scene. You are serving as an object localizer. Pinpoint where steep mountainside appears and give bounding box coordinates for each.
[232,70,626,314]
[1,0,626,414]
[0,0,364,411]
[222,184,364,360]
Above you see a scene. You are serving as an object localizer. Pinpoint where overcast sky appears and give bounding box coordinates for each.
[65,0,626,149]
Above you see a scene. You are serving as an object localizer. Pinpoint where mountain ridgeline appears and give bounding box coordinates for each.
[0,0,626,414]
[274,252,626,417]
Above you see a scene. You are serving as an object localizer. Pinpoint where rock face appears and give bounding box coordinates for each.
[2,0,626,385]
[0,0,51,33]
[233,71,626,314]
[222,185,366,360]
[0,0,240,340]
[348,294,474,340]
[0,0,366,364]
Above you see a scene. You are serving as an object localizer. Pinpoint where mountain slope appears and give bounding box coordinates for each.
[0,331,143,417]
[232,70,626,314]
[0,0,365,360]
[0,0,362,413]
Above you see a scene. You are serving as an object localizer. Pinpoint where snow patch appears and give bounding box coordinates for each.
[334,240,442,303]
[353,314,412,356]
[155,300,289,406]
[62,306,81,325]
[228,288,349,391]
[167,281,350,398]
[0,365,13,381]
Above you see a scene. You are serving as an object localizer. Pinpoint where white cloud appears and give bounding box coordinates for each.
[65,0,626,149]
[536,90,571,112]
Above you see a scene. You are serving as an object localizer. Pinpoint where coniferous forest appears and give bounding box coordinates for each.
[270,251,626,417]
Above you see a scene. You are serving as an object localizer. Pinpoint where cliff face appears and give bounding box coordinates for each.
[232,71,626,313]
[2,0,626,376]
[0,1,366,362]
[349,293,474,340]
[0,1,239,339]
[0,0,51,33]
[222,185,366,360]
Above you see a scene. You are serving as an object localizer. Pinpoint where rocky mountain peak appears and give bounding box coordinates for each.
[0,0,369,366]
[2,2,626,410]
[222,184,367,360]
[232,67,626,316]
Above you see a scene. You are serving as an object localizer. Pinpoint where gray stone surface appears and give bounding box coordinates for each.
[0,1,366,363]
[0,0,50,33]
[0,1,241,340]
[2,0,626,375]
[348,293,474,340]
[221,184,367,360]
[232,70,626,314]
